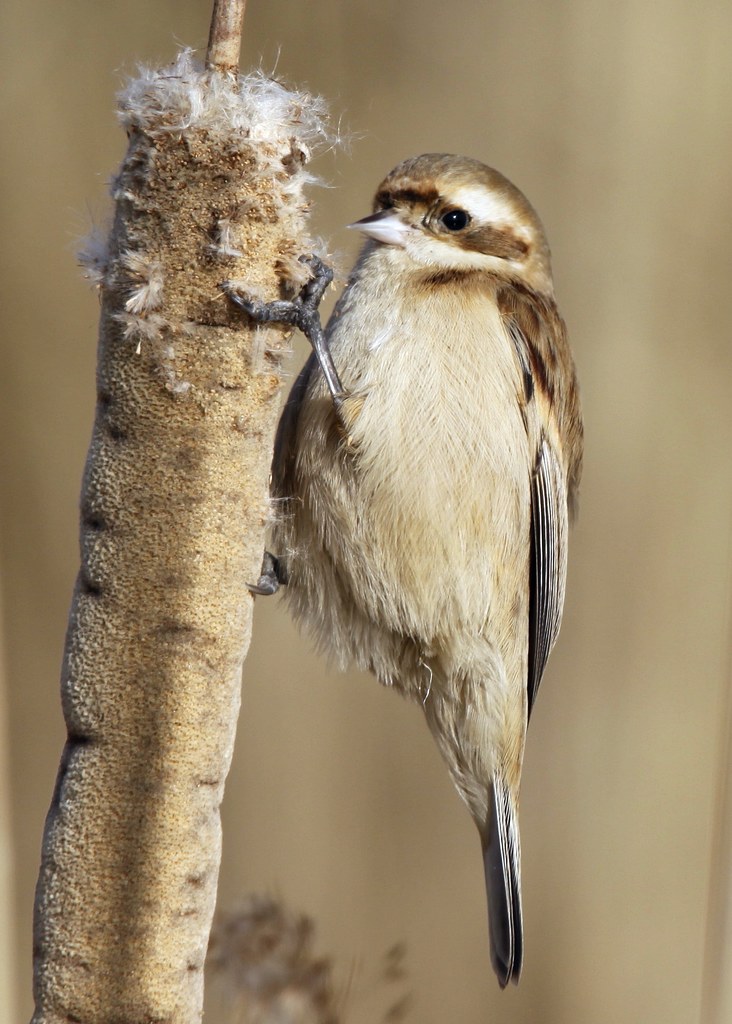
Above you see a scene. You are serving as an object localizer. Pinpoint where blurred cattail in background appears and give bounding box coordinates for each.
[206,895,411,1024]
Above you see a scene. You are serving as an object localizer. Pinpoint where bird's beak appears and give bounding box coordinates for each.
[348,210,412,247]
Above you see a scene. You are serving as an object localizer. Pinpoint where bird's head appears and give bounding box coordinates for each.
[351,153,554,295]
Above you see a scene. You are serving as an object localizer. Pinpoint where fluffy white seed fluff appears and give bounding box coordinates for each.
[117,49,331,167]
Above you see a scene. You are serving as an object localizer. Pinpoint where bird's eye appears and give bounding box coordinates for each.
[440,208,471,231]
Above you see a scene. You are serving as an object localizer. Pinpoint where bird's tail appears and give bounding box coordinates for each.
[483,778,523,987]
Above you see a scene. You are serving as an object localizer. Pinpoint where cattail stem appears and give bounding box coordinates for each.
[31,45,327,1024]
[207,0,247,71]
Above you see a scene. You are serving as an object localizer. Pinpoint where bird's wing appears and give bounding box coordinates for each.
[500,288,579,717]
[271,352,318,501]
[527,436,569,716]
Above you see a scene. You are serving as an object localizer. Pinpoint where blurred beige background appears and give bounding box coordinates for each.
[2,1,731,1021]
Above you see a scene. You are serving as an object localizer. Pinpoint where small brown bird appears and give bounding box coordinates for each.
[243,154,583,987]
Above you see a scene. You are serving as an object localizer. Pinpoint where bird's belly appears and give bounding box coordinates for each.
[331,320,532,644]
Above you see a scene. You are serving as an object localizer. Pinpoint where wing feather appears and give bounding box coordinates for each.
[271,352,318,501]
[498,285,579,717]
[528,437,568,716]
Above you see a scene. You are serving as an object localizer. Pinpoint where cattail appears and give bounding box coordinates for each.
[205,896,412,1024]
[31,5,329,1021]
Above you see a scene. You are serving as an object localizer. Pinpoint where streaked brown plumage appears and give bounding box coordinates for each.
[266,154,583,987]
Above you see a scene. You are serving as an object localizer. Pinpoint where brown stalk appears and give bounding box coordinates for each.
[30,4,326,1021]
[207,0,247,72]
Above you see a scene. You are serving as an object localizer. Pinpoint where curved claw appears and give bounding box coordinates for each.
[224,287,299,326]
[247,576,280,596]
[225,290,259,317]
[247,551,287,597]
[298,254,334,307]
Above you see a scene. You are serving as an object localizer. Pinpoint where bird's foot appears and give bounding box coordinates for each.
[222,255,348,422]
[247,551,288,596]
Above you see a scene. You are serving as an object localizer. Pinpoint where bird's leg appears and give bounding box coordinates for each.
[222,254,347,423]
[227,256,349,599]
[247,550,288,596]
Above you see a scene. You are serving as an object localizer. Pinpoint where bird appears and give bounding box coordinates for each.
[246,153,583,987]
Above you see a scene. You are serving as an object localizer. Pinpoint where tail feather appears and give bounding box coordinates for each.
[483,780,523,987]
